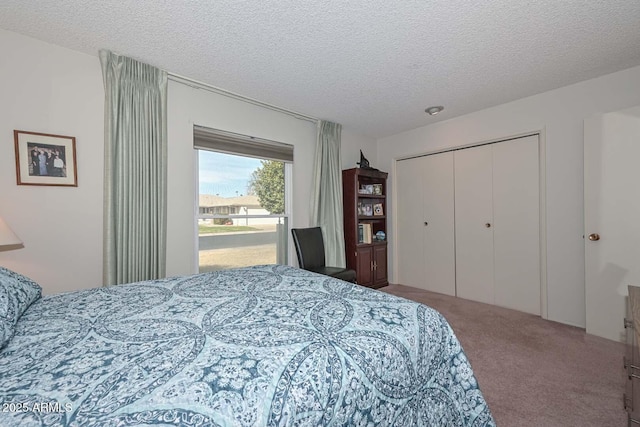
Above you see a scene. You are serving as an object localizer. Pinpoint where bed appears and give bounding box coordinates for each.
[0,264,495,426]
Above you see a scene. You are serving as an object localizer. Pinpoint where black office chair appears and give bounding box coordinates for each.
[291,227,356,283]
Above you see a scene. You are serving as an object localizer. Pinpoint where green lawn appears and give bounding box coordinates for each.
[198,225,260,234]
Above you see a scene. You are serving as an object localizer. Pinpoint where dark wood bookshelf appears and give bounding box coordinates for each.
[342,167,388,288]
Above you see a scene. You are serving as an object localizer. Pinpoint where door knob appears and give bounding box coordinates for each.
[588,233,600,241]
[424,222,428,226]
[485,223,491,228]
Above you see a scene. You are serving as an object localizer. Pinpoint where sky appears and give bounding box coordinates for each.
[198,150,262,197]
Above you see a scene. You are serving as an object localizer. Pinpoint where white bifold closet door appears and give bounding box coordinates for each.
[396,134,540,315]
[454,135,540,314]
[396,152,456,295]
[454,145,494,305]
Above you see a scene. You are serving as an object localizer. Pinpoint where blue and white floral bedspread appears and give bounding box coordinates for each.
[0,265,494,426]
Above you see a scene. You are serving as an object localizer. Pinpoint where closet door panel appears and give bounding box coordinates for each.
[455,145,494,304]
[493,135,540,314]
[396,153,455,295]
[396,157,425,288]
[422,152,456,295]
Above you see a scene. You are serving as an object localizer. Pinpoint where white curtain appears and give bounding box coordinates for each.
[100,50,168,285]
[310,121,346,267]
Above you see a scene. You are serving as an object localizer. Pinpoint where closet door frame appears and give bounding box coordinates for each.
[391,131,548,320]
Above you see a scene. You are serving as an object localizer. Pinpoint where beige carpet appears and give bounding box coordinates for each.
[382,284,627,427]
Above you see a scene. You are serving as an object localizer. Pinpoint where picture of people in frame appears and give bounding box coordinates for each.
[27,142,67,177]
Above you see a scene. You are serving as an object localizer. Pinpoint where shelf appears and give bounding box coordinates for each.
[358,216,386,220]
[357,194,385,199]
[356,241,387,247]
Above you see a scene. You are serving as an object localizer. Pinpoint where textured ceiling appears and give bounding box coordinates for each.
[1,1,640,138]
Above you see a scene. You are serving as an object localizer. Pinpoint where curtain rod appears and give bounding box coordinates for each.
[167,72,319,124]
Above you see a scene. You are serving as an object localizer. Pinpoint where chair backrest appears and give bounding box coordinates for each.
[291,227,326,270]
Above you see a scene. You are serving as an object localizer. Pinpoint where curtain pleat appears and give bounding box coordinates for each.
[100,50,167,285]
[310,121,346,267]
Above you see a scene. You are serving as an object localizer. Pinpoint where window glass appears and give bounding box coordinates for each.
[197,150,289,272]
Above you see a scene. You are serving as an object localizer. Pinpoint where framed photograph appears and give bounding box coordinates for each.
[364,204,373,216]
[14,130,78,187]
[373,203,384,216]
[373,184,383,195]
[365,184,374,194]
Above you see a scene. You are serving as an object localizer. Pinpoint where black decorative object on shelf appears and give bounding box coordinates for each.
[357,150,379,171]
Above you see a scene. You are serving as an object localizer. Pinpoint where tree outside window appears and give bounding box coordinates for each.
[248,160,284,214]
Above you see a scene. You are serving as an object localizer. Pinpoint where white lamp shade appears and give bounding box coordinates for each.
[0,216,22,247]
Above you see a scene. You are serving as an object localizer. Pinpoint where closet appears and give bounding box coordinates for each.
[396,134,540,315]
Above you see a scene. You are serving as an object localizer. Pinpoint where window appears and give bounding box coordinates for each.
[194,126,292,273]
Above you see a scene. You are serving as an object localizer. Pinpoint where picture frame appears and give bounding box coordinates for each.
[14,130,78,187]
[373,203,384,216]
[373,184,383,195]
[359,184,374,194]
[364,204,373,216]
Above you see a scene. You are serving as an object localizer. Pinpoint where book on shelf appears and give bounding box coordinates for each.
[359,223,372,244]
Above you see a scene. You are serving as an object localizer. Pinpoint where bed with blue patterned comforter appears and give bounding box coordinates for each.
[0,265,494,426]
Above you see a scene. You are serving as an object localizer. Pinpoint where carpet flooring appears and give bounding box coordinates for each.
[382,284,627,426]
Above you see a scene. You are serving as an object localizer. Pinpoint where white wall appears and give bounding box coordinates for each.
[342,128,378,171]
[0,29,104,294]
[167,81,311,275]
[166,81,374,276]
[0,28,375,292]
[1,25,636,329]
[378,65,640,329]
